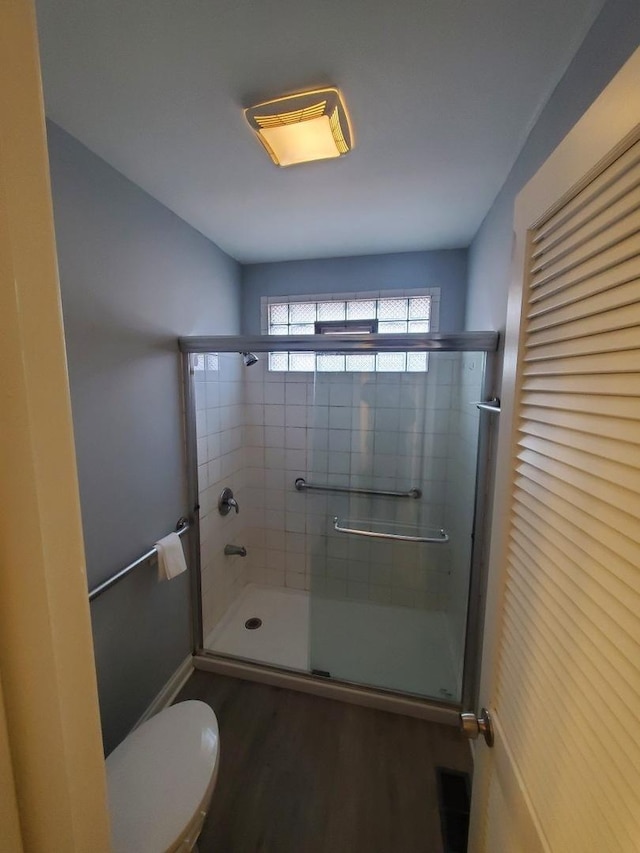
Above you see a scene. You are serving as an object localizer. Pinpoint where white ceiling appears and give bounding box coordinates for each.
[36,0,604,263]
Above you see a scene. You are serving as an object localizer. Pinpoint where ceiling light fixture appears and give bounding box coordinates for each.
[244,87,353,167]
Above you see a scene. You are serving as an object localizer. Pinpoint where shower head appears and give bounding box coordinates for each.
[241,352,259,367]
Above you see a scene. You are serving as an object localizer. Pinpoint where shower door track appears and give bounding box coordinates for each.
[192,650,461,727]
[179,331,499,354]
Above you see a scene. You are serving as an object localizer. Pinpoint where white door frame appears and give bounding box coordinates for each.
[470,44,640,850]
[0,2,111,850]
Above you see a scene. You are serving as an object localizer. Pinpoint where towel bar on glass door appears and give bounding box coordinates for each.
[333,517,449,544]
[88,517,189,602]
[295,477,421,499]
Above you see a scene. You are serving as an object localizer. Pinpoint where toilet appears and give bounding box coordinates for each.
[106,700,220,852]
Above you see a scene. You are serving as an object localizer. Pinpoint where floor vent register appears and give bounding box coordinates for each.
[436,767,471,853]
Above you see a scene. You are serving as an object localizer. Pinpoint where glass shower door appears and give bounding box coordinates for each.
[307,351,486,702]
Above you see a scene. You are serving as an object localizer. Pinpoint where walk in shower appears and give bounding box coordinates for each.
[180,331,497,712]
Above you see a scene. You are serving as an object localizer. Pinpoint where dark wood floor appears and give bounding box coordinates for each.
[175,671,472,853]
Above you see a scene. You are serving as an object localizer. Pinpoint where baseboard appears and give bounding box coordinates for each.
[133,655,194,730]
[193,652,461,726]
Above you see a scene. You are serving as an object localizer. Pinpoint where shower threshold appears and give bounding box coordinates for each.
[204,584,459,703]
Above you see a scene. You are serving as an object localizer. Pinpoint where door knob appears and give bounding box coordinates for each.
[459,707,494,747]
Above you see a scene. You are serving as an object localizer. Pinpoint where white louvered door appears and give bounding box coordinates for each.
[469,47,640,853]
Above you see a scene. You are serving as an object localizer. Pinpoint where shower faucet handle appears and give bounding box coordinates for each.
[218,487,240,516]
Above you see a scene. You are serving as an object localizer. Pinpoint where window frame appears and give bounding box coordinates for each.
[314,319,379,335]
[261,287,440,373]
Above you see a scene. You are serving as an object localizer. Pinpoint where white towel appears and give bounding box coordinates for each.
[155,532,187,581]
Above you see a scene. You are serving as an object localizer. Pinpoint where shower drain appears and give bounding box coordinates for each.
[244,617,262,630]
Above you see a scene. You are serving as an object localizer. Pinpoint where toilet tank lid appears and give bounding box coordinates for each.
[106,700,219,853]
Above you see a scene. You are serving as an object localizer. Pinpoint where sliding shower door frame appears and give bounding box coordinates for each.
[180,331,499,354]
[179,332,499,724]
[181,349,205,653]
[460,348,498,713]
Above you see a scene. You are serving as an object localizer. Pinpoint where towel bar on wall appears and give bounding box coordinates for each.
[333,517,449,544]
[88,517,189,602]
[295,477,422,499]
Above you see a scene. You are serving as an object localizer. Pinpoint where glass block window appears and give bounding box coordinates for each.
[376,352,406,372]
[289,352,315,372]
[268,351,289,371]
[317,353,346,371]
[346,353,376,372]
[265,292,434,372]
[191,353,219,372]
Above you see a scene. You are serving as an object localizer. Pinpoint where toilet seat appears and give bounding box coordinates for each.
[106,700,220,853]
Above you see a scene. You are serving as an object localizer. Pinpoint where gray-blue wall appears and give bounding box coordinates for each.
[241,250,468,334]
[466,0,640,334]
[47,122,241,754]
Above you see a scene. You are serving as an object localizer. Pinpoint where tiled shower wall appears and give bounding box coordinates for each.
[194,354,251,638]
[192,351,483,640]
[241,359,455,609]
